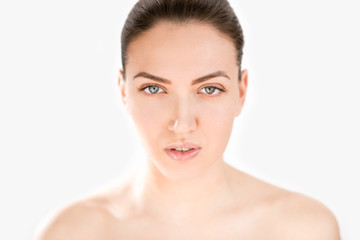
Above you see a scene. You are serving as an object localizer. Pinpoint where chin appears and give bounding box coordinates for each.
[147,150,217,182]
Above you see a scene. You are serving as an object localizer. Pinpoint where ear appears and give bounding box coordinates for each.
[117,69,127,107]
[235,69,248,117]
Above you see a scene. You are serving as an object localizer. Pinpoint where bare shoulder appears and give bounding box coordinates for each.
[270,189,341,239]
[34,197,116,240]
[234,171,341,239]
[34,174,137,240]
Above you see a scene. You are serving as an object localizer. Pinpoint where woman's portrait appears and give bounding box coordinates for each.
[1,0,359,239]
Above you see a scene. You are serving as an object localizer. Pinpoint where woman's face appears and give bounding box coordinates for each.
[119,21,247,181]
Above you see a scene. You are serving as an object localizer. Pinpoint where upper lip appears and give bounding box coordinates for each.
[165,142,201,150]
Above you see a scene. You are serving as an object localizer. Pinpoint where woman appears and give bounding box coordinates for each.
[36,0,341,239]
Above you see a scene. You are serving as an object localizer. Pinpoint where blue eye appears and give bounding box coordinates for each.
[141,85,166,94]
[139,85,225,95]
[199,86,225,95]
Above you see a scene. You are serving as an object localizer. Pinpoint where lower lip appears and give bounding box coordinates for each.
[164,148,201,161]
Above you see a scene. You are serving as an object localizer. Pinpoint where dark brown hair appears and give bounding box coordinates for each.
[121,0,244,81]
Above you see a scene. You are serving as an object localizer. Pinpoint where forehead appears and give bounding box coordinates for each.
[126,21,237,80]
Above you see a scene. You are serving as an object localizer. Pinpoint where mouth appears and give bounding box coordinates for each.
[164,142,201,161]
[170,147,195,152]
[165,141,200,149]
[164,148,201,161]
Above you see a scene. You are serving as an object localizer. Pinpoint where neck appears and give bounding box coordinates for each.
[130,157,237,221]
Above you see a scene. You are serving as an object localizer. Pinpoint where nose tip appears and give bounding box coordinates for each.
[168,119,197,132]
[168,119,179,131]
[168,105,197,133]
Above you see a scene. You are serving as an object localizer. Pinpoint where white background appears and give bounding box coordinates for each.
[0,0,359,239]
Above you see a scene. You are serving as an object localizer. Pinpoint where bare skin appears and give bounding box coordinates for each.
[35,164,340,240]
[35,21,341,239]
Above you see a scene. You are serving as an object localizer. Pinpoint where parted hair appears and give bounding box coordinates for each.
[121,0,244,81]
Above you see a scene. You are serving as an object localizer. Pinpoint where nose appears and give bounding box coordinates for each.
[168,96,198,134]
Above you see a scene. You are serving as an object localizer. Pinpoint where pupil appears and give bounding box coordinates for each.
[150,86,158,94]
[206,87,215,94]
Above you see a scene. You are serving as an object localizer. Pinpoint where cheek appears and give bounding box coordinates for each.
[200,100,235,148]
[127,96,166,137]
[201,99,235,126]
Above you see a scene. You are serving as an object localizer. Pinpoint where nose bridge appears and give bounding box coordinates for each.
[168,94,197,133]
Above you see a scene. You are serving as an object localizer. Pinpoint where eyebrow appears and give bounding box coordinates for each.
[133,70,230,85]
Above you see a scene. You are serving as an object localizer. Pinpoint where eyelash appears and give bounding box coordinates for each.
[139,84,226,96]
